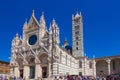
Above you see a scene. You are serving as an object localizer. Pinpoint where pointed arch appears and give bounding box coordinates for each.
[96,60,107,77]
[111,58,120,74]
[39,53,48,64]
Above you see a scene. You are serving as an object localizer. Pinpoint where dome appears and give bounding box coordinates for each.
[65,45,72,53]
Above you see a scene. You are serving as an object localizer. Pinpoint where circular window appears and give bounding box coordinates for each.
[28,35,37,45]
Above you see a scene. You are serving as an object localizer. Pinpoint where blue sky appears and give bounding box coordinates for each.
[0,0,120,62]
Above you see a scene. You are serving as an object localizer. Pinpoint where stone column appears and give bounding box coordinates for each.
[93,59,96,77]
[107,59,111,75]
[82,58,87,76]
[47,62,51,77]
[23,65,29,80]
[14,66,20,78]
[35,63,42,79]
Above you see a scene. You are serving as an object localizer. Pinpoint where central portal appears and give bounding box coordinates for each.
[30,66,35,79]
[20,69,23,78]
[42,67,47,78]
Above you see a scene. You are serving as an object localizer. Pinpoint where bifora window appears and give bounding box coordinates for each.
[76,42,79,45]
[75,31,79,35]
[76,47,78,50]
[75,25,79,30]
[76,36,79,40]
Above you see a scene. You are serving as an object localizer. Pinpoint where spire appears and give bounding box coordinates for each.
[80,12,82,16]
[40,11,46,26]
[15,33,19,39]
[79,12,82,18]
[23,19,28,29]
[52,18,56,26]
[75,11,80,18]
[72,14,74,20]
[32,10,35,16]
[40,12,44,21]
[64,37,69,46]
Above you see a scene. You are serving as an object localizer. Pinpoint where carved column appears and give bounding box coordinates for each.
[47,58,51,77]
[106,59,111,75]
[14,66,20,78]
[93,59,96,77]
[35,60,42,79]
[23,64,29,80]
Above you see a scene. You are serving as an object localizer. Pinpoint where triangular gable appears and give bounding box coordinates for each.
[27,15,40,31]
[43,31,49,38]
[37,47,49,56]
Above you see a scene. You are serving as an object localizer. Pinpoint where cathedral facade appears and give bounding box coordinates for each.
[10,11,120,79]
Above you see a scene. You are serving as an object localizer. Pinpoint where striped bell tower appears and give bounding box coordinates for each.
[72,12,84,57]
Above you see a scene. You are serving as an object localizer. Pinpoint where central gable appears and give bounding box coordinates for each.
[27,15,40,32]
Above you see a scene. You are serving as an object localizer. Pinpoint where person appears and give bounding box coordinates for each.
[77,75,81,80]
[13,76,16,80]
[54,76,58,80]
[106,75,110,80]
[59,76,63,80]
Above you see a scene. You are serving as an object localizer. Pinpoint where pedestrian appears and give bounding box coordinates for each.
[54,76,58,80]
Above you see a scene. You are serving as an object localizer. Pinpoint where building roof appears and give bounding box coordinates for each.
[0,60,9,64]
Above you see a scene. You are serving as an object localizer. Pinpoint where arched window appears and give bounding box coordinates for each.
[76,42,79,45]
[76,36,79,40]
[76,47,78,50]
[79,61,82,68]
[29,57,35,64]
[60,51,62,63]
[89,61,92,68]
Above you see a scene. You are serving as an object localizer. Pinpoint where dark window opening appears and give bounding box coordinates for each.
[76,47,78,50]
[79,61,82,68]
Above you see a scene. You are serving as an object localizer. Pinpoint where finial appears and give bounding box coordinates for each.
[16,33,19,39]
[75,11,80,18]
[25,18,27,22]
[52,18,55,23]
[41,11,44,19]
[76,11,79,14]
[64,37,69,46]
[16,33,18,37]
[32,9,35,16]
[80,12,82,15]
[52,18,56,24]
[40,11,45,20]
[72,14,74,17]
[42,11,44,16]
[23,18,27,29]
[24,18,27,25]
[20,36,22,39]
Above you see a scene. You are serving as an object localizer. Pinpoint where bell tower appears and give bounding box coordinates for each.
[72,12,84,57]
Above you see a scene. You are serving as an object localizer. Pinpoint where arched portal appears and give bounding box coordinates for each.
[111,58,120,74]
[96,60,107,77]
[26,55,35,79]
[16,58,23,78]
[39,53,48,78]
